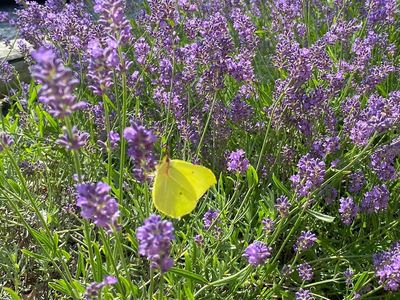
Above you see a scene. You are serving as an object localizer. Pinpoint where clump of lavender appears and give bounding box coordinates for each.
[136,214,175,273]
[294,231,317,253]
[295,288,314,300]
[56,126,90,151]
[123,122,157,182]
[275,195,291,217]
[339,197,359,225]
[361,185,390,214]
[373,242,400,291]
[31,47,86,118]
[298,262,313,281]
[84,275,117,300]
[76,182,119,229]
[227,149,249,174]
[203,209,221,233]
[290,154,326,197]
[350,93,400,146]
[262,217,275,234]
[243,241,272,267]
[0,132,14,152]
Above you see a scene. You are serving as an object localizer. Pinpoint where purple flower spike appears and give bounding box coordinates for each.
[339,197,358,225]
[373,242,400,291]
[298,262,313,281]
[56,126,90,151]
[275,195,291,217]
[0,132,14,152]
[76,182,119,229]
[294,231,317,252]
[295,288,314,300]
[290,154,326,197]
[136,215,175,273]
[227,149,249,174]
[31,47,86,118]
[85,275,117,300]
[243,241,272,267]
[361,185,390,214]
[123,122,157,182]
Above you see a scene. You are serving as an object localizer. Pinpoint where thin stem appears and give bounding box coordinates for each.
[196,92,217,158]
[118,71,128,205]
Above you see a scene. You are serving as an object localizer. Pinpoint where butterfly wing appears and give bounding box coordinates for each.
[152,159,216,218]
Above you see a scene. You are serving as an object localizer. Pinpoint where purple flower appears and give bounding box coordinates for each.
[366,0,397,26]
[227,149,249,174]
[290,154,326,197]
[136,215,175,273]
[203,209,221,232]
[0,12,9,23]
[85,275,117,300]
[123,122,157,182]
[339,197,359,225]
[295,288,314,300]
[0,132,14,152]
[56,126,89,151]
[349,93,400,146]
[297,262,313,281]
[109,131,120,149]
[31,47,86,118]
[0,61,15,84]
[348,171,366,193]
[294,231,317,252]
[86,38,119,96]
[373,242,400,291]
[370,138,400,182]
[361,185,390,214]
[262,217,275,234]
[231,8,258,50]
[275,195,291,217]
[344,268,354,286]
[76,182,119,229]
[243,241,272,266]
[94,0,132,44]
[194,234,204,246]
[311,136,340,158]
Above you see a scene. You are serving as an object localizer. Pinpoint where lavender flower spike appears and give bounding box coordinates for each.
[0,132,14,152]
[136,215,175,273]
[76,182,119,229]
[294,231,317,252]
[85,275,117,300]
[31,47,86,118]
[243,241,272,267]
[56,126,90,151]
[227,149,250,174]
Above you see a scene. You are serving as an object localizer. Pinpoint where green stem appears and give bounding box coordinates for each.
[118,72,128,205]
[103,95,113,183]
[196,92,217,158]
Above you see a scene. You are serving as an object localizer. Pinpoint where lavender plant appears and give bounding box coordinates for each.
[0,0,399,299]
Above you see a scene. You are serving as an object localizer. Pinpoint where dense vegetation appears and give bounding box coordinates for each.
[0,0,399,299]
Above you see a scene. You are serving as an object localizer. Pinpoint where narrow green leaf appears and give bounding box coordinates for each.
[272,174,290,196]
[170,267,208,284]
[307,209,335,223]
[2,287,21,300]
[354,272,370,291]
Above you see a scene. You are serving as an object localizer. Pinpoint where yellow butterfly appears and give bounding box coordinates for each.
[152,158,217,218]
